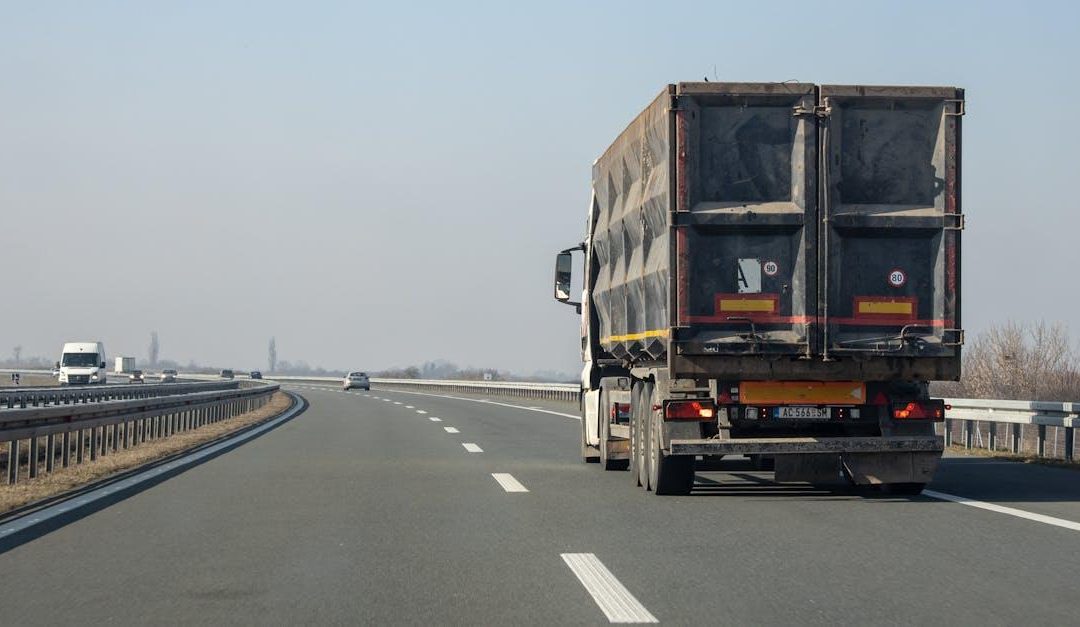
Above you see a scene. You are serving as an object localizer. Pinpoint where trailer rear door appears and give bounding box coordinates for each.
[674,83,818,356]
[819,85,963,358]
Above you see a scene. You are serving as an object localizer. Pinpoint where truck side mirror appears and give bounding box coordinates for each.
[557,249,583,312]
[100,362,106,369]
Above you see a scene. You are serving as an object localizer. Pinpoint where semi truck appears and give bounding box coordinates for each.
[553,82,963,495]
[114,356,135,374]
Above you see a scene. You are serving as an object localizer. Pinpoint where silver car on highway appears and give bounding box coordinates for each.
[343,372,369,391]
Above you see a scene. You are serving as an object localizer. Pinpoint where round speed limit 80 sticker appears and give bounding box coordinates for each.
[888,268,907,288]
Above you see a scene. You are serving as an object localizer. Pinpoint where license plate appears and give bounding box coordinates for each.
[775,406,829,420]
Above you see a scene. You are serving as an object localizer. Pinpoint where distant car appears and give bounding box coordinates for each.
[160,369,177,383]
[129,370,145,383]
[343,371,369,391]
[249,371,263,380]
[219,369,234,379]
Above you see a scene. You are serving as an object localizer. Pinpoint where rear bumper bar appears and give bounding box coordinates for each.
[669,435,943,456]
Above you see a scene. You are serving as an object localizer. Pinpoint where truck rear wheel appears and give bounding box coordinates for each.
[633,381,648,488]
[647,383,694,496]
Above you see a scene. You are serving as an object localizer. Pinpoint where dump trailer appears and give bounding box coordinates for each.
[553,82,963,495]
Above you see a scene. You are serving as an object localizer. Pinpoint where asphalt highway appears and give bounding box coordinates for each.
[1,383,1078,624]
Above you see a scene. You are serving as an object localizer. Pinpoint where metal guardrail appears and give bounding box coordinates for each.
[1,381,240,410]
[1,382,280,485]
[944,398,1080,461]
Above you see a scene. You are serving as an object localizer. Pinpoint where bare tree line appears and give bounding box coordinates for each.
[933,321,1080,401]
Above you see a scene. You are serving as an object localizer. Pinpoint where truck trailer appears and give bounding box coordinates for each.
[554,82,963,495]
[114,356,135,374]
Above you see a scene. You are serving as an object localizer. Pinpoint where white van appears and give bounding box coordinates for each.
[58,341,108,385]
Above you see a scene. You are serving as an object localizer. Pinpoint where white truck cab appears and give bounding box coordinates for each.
[58,341,108,385]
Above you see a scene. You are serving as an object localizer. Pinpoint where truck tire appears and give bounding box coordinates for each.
[647,382,694,496]
[639,381,654,491]
[628,382,641,485]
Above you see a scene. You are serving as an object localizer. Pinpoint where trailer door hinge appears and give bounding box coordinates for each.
[793,104,831,118]
[944,99,966,116]
[944,214,966,230]
[943,329,965,346]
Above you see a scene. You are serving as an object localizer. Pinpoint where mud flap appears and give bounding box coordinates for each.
[842,452,940,485]
[774,454,843,484]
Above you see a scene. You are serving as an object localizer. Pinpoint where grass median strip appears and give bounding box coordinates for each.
[0,391,292,514]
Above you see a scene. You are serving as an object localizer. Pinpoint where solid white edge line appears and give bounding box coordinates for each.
[444,427,460,434]
[561,553,658,623]
[923,489,1080,532]
[491,473,528,493]
[462,443,483,453]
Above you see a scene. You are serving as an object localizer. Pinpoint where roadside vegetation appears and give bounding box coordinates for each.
[932,321,1080,402]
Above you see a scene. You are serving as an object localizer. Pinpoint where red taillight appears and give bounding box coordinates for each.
[664,400,716,421]
[610,403,630,423]
[892,400,945,420]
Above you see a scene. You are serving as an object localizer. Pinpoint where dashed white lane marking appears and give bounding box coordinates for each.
[405,405,414,409]
[561,553,658,623]
[462,443,483,453]
[393,402,402,405]
[924,490,1080,532]
[416,410,427,414]
[444,427,460,434]
[429,417,442,422]
[491,473,528,493]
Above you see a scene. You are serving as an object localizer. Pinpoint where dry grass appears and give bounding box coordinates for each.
[947,445,1080,470]
[0,391,293,513]
[0,374,60,388]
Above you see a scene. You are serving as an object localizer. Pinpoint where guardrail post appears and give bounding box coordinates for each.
[943,418,952,446]
[988,423,996,451]
[1037,424,1046,458]
[90,428,99,461]
[7,440,18,484]
[28,437,39,478]
[46,433,56,473]
[1010,424,1021,454]
[963,420,972,449]
[62,431,71,467]
[76,429,85,463]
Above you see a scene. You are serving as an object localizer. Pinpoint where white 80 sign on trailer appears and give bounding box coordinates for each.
[888,269,907,288]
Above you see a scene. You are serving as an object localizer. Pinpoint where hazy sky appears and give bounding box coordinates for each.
[2,1,1078,374]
